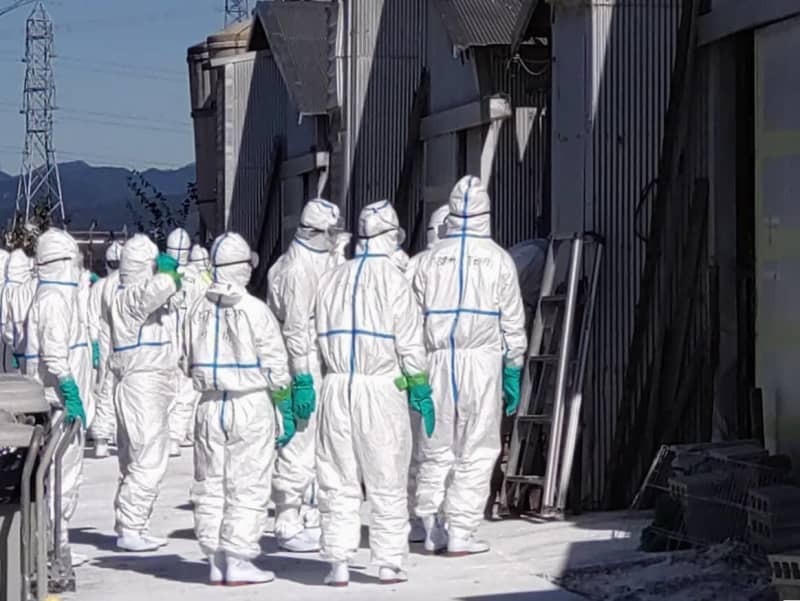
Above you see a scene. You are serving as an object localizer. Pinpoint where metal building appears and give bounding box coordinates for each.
[190,0,781,510]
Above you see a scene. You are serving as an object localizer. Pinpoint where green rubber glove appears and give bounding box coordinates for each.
[11,355,19,369]
[273,386,296,448]
[503,366,522,416]
[90,272,100,284]
[58,376,86,425]
[397,373,435,438]
[156,253,182,289]
[292,373,316,420]
[91,340,100,369]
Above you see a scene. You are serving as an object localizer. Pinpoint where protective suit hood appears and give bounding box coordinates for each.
[166,228,192,266]
[6,250,32,283]
[427,204,450,248]
[36,228,79,282]
[446,175,491,238]
[210,232,252,289]
[189,244,210,270]
[105,240,124,263]
[119,234,158,285]
[295,198,343,252]
[355,200,403,256]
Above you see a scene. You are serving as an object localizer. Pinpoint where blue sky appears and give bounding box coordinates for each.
[0,0,225,173]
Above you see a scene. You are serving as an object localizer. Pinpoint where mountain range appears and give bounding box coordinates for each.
[0,161,198,233]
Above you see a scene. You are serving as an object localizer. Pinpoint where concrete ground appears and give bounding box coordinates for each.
[62,450,650,601]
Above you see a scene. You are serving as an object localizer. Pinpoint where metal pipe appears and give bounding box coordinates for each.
[555,239,603,513]
[35,413,63,601]
[53,420,79,576]
[20,426,44,601]
[542,235,582,511]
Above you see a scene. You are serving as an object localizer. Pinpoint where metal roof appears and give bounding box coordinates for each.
[432,0,534,51]
[254,1,334,116]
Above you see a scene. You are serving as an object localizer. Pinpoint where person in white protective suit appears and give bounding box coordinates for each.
[189,244,212,284]
[314,200,435,586]
[23,229,92,567]
[166,228,208,456]
[87,240,124,458]
[184,232,292,586]
[413,176,527,556]
[109,234,181,551]
[0,249,12,372]
[404,203,449,544]
[2,250,36,372]
[267,198,344,553]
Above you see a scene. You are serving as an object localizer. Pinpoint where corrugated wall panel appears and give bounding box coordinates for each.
[344,0,427,226]
[487,48,550,248]
[582,0,683,508]
[223,54,288,249]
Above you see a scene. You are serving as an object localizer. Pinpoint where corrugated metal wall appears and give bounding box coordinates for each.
[581,0,713,508]
[343,0,427,227]
[219,53,288,248]
[485,47,550,248]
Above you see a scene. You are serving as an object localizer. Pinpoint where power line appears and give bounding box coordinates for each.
[0,143,189,170]
[0,54,186,83]
[0,107,191,135]
[0,99,191,128]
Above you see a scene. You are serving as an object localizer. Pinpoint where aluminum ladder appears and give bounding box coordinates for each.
[501,232,603,517]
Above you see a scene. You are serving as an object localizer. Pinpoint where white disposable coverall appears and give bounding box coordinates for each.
[315,200,427,570]
[404,204,449,519]
[87,241,124,441]
[1,250,32,372]
[109,234,178,534]
[166,228,207,445]
[0,249,12,372]
[267,198,341,543]
[185,232,291,559]
[413,176,527,541]
[24,228,90,547]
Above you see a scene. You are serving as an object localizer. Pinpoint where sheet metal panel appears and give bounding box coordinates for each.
[581,0,685,508]
[220,53,288,248]
[343,0,427,226]
[432,0,529,51]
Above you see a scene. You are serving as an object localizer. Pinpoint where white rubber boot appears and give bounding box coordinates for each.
[116,530,161,552]
[279,527,321,553]
[379,566,408,584]
[208,552,225,585]
[408,517,426,543]
[225,556,275,586]
[169,440,181,457]
[324,562,349,587]
[141,533,168,548]
[422,516,448,554]
[447,533,490,557]
[93,439,109,459]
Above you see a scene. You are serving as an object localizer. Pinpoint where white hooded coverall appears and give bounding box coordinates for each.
[185,232,291,559]
[413,176,527,541]
[404,204,449,519]
[88,241,124,442]
[166,228,207,445]
[2,250,34,372]
[315,200,427,570]
[24,228,91,547]
[109,234,178,535]
[267,198,341,543]
[0,249,13,372]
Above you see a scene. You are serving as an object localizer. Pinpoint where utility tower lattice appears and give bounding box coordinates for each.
[15,2,64,226]
[225,0,249,25]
